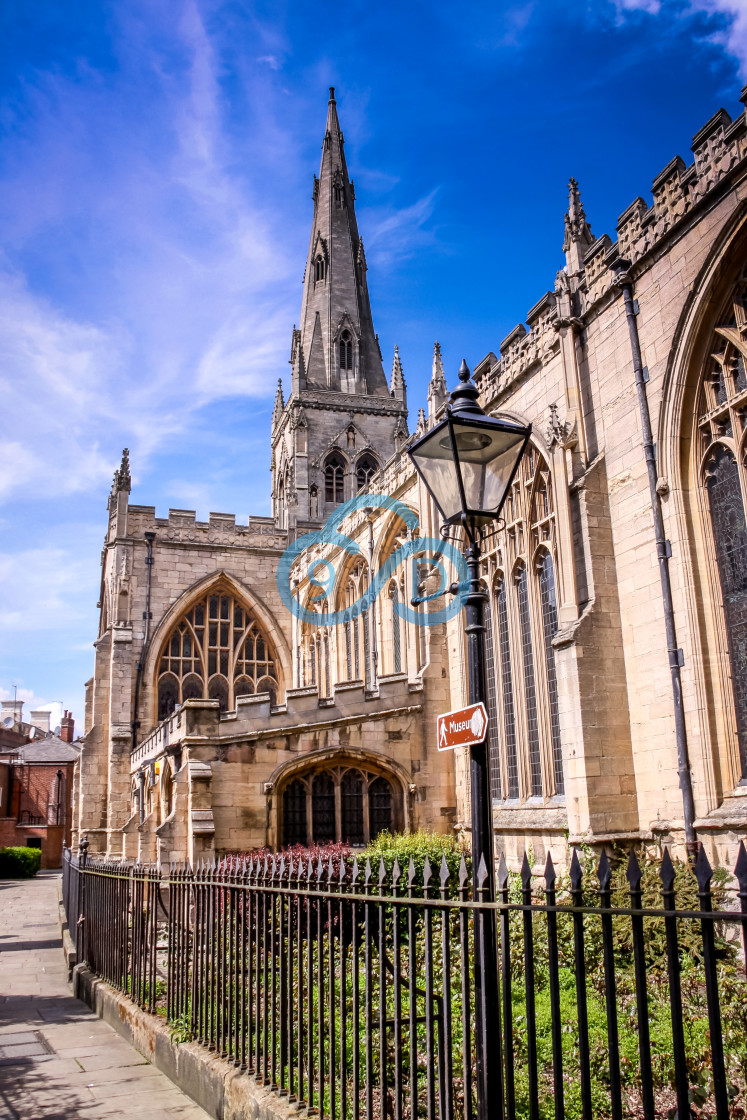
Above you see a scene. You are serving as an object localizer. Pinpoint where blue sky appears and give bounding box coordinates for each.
[1,0,746,728]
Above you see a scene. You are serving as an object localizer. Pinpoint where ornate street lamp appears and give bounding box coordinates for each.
[408,358,531,1120]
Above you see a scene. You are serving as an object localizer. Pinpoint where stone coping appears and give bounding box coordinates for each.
[71,965,297,1120]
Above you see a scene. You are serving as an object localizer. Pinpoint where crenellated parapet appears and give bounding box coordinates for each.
[474,290,560,399]
[475,91,747,404]
[122,506,289,550]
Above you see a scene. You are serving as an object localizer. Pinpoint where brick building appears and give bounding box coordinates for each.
[75,87,747,869]
[1,707,79,868]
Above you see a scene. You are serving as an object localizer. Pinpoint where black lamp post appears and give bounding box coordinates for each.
[407,358,531,1120]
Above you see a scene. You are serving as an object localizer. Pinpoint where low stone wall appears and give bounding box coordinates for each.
[72,964,297,1120]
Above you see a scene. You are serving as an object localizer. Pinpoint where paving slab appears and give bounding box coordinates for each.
[0,873,212,1120]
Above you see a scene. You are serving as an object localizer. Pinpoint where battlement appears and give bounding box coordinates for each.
[121,505,288,550]
[475,91,747,404]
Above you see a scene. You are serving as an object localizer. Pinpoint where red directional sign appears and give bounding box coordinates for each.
[436,702,489,751]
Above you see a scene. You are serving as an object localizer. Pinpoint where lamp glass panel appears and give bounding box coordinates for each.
[408,424,462,522]
[450,419,526,516]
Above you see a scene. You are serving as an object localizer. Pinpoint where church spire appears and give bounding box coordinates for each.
[427,341,448,420]
[296,88,388,397]
[390,345,406,407]
[563,177,594,274]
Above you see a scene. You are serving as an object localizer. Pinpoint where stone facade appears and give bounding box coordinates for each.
[75,88,747,870]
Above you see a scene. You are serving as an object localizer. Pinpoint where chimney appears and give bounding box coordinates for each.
[60,710,75,743]
[1,699,24,726]
[30,709,51,734]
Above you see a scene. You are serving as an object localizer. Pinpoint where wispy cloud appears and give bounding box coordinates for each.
[0,546,96,633]
[0,0,302,505]
[616,0,747,76]
[365,189,440,268]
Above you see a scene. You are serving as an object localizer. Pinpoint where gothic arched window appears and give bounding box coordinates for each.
[156,590,280,723]
[480,445,565,801]
[339,330,353,371]
[340,559,369,682]
[538,550,564,794]
[482,581,501,801]
[314,254,326,282]
[324,452,346,503]
[356,453,378,492]
[280,764,398,847]
[694,288,747,781]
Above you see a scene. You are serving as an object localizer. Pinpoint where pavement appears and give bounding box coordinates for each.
[0,872,212,1120]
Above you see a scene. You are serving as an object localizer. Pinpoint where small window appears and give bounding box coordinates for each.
[356,454,378,492]
[324,453,346,503]
[339,330,353,371]
[314,255,325,282]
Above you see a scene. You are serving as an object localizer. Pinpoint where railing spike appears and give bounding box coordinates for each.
[694,843,713,891]
[660,846,676,892]
[378,857,387,887]
[476,852,489,888]
[439,854,450,889]
[316,856,325,882]
[408,856,417,888]
[392,856,401,888]
[735,839,747,890]
[364,857,373,885]
[423,855,432,889]
[327,856,335,883]
[459,853,469,889]
[352,856,360,884]
[544,851,556,890]
[521,852,532,888]
[497,851,509,890]
[597,849,611,891]
[339,856,347,884]
[625,848,641,891]
[569,848,583,891]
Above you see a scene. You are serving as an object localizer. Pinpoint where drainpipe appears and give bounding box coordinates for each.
[138,769,145,825]
[617,270,697,858]
[131,531,156,753]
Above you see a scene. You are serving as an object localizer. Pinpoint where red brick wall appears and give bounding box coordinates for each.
[0,761,76,868]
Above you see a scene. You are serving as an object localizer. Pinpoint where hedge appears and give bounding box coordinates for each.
[0,846,42,878]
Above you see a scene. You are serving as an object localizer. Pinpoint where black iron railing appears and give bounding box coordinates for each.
[62,844,747,1120]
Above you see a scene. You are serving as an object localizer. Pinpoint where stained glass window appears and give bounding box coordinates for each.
[281,766,398,847]
[312,773,336,843]
[156,591,279,724]
[538,552,564,794]
[483,592,502,800]
[517,566,543,797]
[706,445,747,774]
[341,771,364,845]
[283,780,307,847]
[497,580,519,799]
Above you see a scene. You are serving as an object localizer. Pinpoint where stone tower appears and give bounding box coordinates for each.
[271,88,408,529]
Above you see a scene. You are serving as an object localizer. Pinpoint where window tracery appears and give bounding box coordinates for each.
[340,560,369,682]
[480,444,564,801]
[156,591,280,722]
[356,453,378,492]
[324,452,346,504]
[339,330,353,371]
[696,294,747,777]
[280,762,397,847]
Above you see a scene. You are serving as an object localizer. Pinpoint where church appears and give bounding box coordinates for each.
[73,86,747,870]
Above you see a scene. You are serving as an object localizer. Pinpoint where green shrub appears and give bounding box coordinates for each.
[0,846,42,878]
[361,829,470,891]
